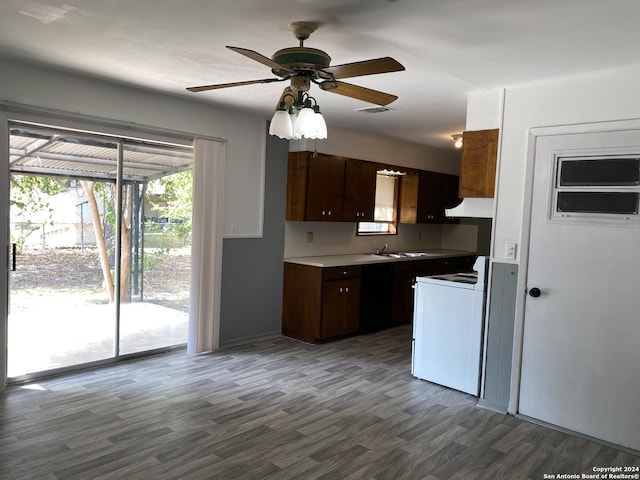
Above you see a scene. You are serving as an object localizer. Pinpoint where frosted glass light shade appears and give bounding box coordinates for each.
[269,110,293,139]
[294,106,317,139]
[314,112,327,139]
[290,112,301,140]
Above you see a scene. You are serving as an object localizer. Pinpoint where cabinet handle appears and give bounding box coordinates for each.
[343,271,348,275]
[339,287,343,293]
[345,287,349,293]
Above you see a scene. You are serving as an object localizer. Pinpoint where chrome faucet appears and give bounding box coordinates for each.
[374,243,390,255]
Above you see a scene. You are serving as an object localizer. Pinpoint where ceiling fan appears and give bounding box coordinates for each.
[186,21,405,107]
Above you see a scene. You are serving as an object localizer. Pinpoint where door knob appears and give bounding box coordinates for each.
[528,287,541,298]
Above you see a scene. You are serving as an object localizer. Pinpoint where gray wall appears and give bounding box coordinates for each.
[479,262,518,413]
[219,129,288,345]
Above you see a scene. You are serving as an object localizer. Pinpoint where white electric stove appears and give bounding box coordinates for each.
[411,256,487,395]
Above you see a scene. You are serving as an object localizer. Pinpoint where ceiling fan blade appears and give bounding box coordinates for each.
[226,46,295,73]
[321,57,405,79]
[320,81,398,106]
[187,78,282,92]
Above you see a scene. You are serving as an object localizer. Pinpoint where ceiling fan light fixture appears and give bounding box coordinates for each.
[188,22,405,143]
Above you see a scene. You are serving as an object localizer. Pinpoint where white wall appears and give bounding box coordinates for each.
[284,127,468,257]
[0,56,267,238]
[285,221,443,257]
[484,66,640,262]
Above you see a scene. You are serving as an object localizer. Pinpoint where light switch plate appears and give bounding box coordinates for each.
[505,242,517,260]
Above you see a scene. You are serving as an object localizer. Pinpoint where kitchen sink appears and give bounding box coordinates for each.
[371,251,439,258]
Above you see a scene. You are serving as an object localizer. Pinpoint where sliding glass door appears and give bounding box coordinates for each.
[7,123,193,380]
[8,174,116,376]
[118,172,191,355]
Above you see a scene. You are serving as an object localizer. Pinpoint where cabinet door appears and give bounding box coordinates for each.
[459,129,499,198]
[306,153,345,221]
[343,159,377,222]
[321,278,360,338]
[285,152,309,221]
[398,174,419,223]
[417,171,443,223]
[282,263,323,343]
[392,267,415,325]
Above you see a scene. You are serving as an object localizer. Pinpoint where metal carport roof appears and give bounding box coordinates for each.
[9,124,193,182]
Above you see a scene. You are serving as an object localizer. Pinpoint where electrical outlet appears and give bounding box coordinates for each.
[505,242,517,260]
[305,231,314,243]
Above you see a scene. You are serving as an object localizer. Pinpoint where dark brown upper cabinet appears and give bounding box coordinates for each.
[286,151,459,224]
[343,159,377,222]
[399,171,460,224]
[286,151,346,221]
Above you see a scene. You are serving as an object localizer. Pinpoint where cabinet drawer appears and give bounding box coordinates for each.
[322,265,361,281]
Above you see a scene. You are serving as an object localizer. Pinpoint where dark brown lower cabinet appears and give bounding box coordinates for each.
[282,256,476,343]
[321,278,360,338]
[282,263,361,343]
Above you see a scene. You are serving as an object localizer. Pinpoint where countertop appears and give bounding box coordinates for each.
[284,249,476,268]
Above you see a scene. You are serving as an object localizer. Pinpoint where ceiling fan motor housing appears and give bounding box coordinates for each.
[272,47,331,73]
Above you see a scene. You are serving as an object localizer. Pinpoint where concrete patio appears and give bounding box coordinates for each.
[8,301,188,378]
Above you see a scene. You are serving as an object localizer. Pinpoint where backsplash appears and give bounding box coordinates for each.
[284,222,478,258]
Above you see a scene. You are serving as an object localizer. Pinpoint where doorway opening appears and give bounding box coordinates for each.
[7,122,194,380]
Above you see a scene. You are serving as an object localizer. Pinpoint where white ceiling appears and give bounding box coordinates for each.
[2,0,640,149]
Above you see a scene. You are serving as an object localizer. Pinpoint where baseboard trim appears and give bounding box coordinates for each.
[516,413,640,456]
[476,398,508,414]
[219,330,282,348]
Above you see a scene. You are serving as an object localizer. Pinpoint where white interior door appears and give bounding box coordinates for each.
[519,130,640,451]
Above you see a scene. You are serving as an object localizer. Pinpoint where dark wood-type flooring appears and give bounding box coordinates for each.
[1,325,638,479]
